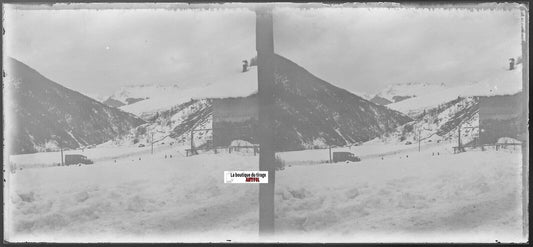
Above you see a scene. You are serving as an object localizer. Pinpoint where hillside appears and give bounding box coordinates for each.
[388,64,523,116]
[376,96,480,146]
[4,57,146,154]
[123,54,412,152]
[103,84,182,108]
[369,95,392,106]
[270,54,412,150]
[117,67,258,117]
[375,62,523,147]
[373,82,448,105]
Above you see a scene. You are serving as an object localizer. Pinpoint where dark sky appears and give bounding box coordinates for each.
[4,4,523,97]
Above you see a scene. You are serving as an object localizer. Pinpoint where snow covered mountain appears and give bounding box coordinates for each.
[369,95,393,106]
[103,84,182,108]
[4,57,146,154]
[83,93,107,103]
[371,82,448,105]
[355,92,374,101]
[376,62,523,146]
[269,54,412,151]
[115,67,258,117]
[389,63,523,117]
[125,54,412,152]
[376,96,480,146]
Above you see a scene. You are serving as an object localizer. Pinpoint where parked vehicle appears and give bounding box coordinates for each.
[64,154,93,166]
[138,144,145,147]
[332,152,361,163]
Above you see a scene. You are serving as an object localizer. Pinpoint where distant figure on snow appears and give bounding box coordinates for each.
[242,60,249,72]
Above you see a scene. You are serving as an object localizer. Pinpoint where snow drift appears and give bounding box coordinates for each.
[5,142,525,242]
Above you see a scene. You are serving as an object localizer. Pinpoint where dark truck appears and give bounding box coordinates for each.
[332,152,361,163]
[64,154,93,166]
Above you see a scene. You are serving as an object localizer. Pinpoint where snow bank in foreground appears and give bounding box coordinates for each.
[4,144,525,243]
[275,148,524,243]
[5,152,260,242]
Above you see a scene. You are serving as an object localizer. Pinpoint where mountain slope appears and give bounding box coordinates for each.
[388,63,523,116]
[270,54,412,150]
[103,84,182,108]
[369,95,392,106]
[117,67,258,117]
[4,57,146,154]
[374,82,448,105]
[373,96,480,147]
[116,54,412,152]
[377,62,523,146]
[102,98,126,108]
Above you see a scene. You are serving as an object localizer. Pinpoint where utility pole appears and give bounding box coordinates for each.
[329,146,332,163]
[151,132,154,155]
[476,127,479,148]
[256,6,275,236]
[457,124,462,153]
[190,128,194,155]
[418,129,421,152]
[60,146,64,166]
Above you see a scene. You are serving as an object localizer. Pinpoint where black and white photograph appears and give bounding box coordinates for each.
[2,2,529,243]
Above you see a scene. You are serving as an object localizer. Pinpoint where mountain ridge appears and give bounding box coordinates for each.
[5,57,146,154]
[269,54,412,150]
[124,54,413,151]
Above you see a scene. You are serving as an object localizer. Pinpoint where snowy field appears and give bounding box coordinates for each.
[277,141,445,166]
[4,142,526,243]
[275,147,525,243]
[8,143,178,169]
